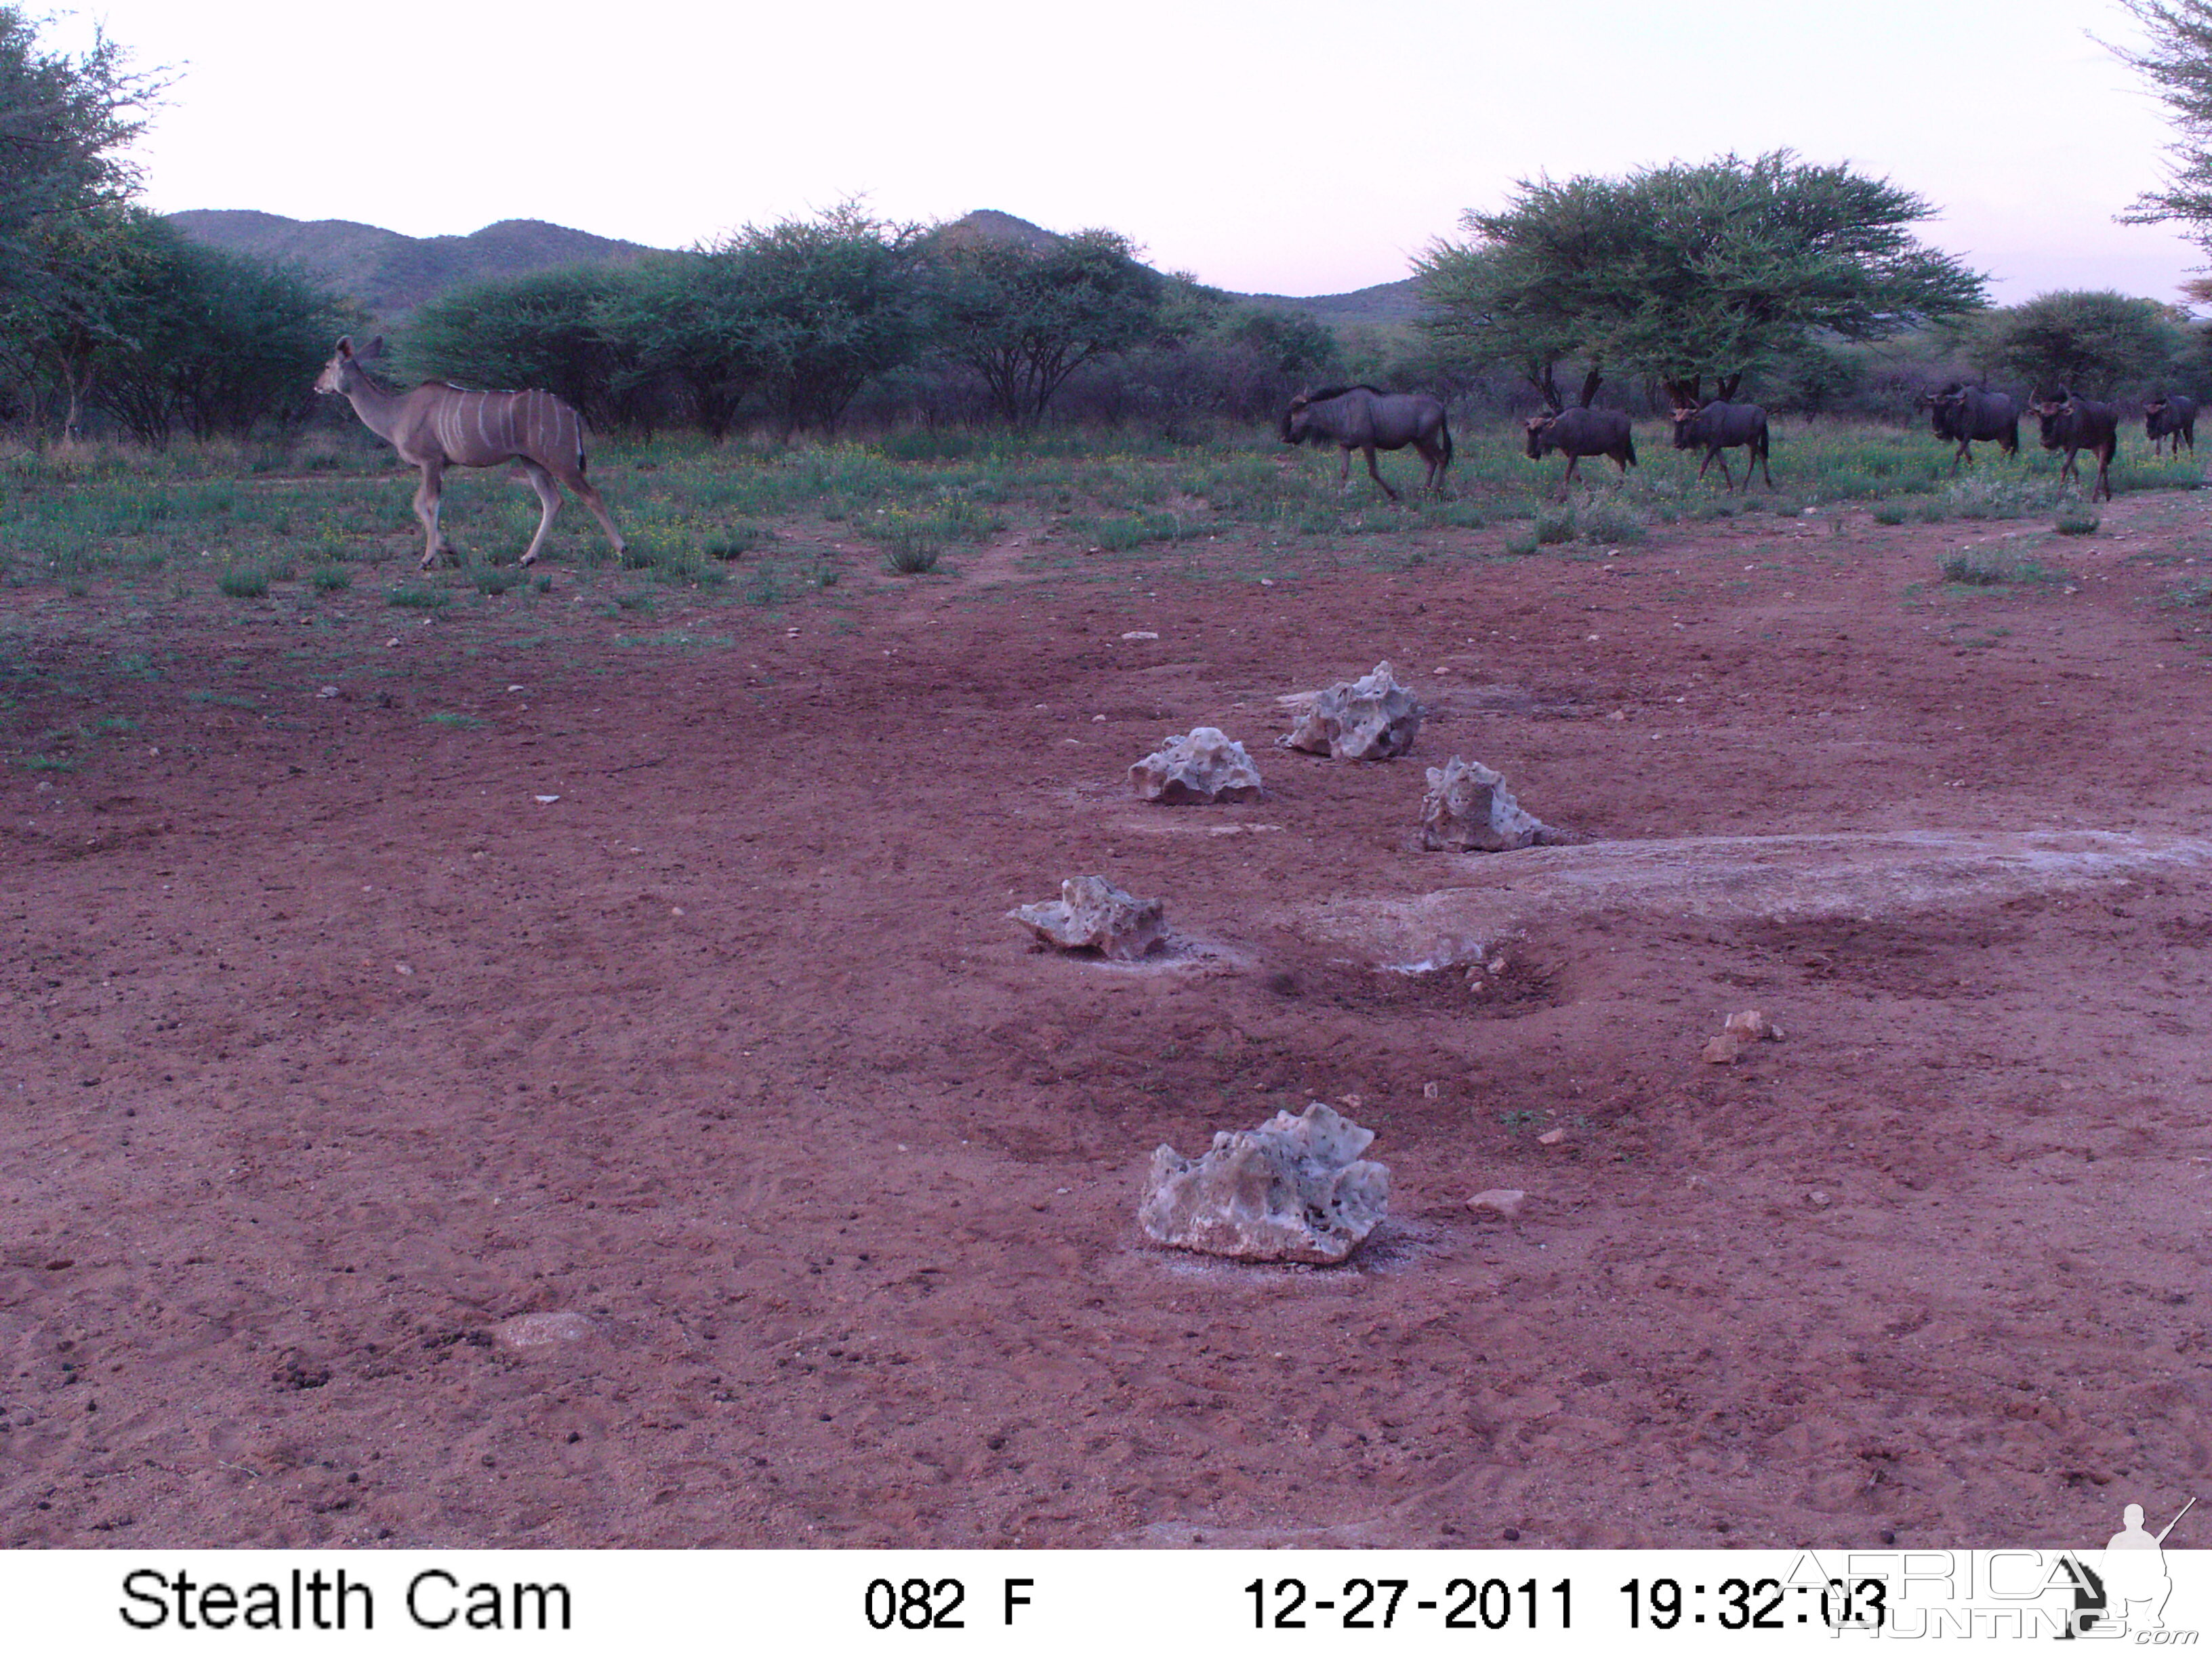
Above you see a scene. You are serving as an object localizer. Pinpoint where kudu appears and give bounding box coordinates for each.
[2028,389,2121,502]
[1523,406,1636,499]
[1280,385,1453,499]
[1924,384,2020,470]
[1669,400,1773,492]
[314,336,626,571]
[2145,393,2197,457]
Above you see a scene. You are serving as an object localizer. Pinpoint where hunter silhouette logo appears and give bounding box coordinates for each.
[2062,1496,2196,1639]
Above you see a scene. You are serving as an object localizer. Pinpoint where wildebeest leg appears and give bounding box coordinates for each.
[516,460,564,567]
[1364,444,1399,501]
[1755,441,1775,491]
[413,459,453,571]
[1713,449,1738,493]
[1952,439,1971,474]
[2093,442,2114,503]
[1557,453,1582,499]
[1414,436,1446,493]
[2060,449,2081,493]
[1337,446,1354,495]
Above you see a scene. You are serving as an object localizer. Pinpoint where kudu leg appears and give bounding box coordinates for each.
[413,462,455,570]
[1557,454,1582,500]
[566,472,628,560]
[517,462,564,567]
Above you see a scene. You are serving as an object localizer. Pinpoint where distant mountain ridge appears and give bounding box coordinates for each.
[166,210,660,317]
[165,207,1418,329]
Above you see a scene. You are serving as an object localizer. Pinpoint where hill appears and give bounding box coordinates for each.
[167,206,1421,329]
[166,210,660,317]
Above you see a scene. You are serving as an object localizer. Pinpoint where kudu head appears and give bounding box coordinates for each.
[1523,413,1558,460]
[315,335,385,396]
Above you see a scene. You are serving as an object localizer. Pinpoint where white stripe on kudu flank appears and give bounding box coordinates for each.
[316,341,628,573]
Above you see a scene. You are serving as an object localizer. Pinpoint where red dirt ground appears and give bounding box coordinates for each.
[4,491,2211,1550]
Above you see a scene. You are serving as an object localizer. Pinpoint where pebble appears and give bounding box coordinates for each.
[1466,1189,1527,1219]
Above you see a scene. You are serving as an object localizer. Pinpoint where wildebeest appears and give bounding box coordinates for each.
[1669,400,1774,491]
[2028,388,2121,502]
[2145,393,2197,457]
[1523,407,1636,499]
[1924,384,2020,470]
[1280,385,1452,499]
[314,335,627,570]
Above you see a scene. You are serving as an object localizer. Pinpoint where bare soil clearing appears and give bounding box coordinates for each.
[4,495,2211,1549]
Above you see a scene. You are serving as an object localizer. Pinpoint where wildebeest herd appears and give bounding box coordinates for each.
[1277,377,2203,505]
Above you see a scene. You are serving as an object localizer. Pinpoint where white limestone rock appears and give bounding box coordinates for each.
[1420,756,1552,852]
[1010,875,1166,962]
[1139,1101,1390,1264]
[1282,661,1422,760]
[1130,726,1263,804]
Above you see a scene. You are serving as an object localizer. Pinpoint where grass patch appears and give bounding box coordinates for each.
[218,565,271,598]
[310,564,352,592]
[472,568,523,594]
[425,712,486,730]
[2053,504,2102,536]
[1940,546,2068,586]
[612,590,653,612]
[386,585,449,610]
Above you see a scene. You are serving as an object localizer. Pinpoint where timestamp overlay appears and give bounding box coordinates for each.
[3,1547,2205,1654]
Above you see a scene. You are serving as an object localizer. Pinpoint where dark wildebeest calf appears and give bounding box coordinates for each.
[1281,384,1452,499]
[2028,389,2121,502]
[1670,400,1773,491]
[2145,393,2197,457]
[1523,407,1637,499]
[1925,384,2020,471]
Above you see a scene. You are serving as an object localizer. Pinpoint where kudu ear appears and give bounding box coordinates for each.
[334,335,353,358]
[363,336,386,361]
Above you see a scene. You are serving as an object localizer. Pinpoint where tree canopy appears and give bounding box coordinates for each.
[1972,290,2193,398]
[2112,0,2212,262]
[1416,151,1987,407]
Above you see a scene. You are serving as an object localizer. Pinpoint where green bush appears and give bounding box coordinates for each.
[2053,504,2101,536]
[218,565,270,598]
[310,564,352,592]
[1534,506,1576,544]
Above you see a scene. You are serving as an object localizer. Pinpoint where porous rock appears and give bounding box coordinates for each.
[1283,661,1422,760]
[1420,756,1552,851]
[1139,1101,1389,1264]
[1010,875,1166,962]
[1130,726,1263,804]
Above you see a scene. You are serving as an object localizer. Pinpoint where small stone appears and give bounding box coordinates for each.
[1701,1032,1749,1064]
[1129,727,1263,804]
[1419,756,1554,852]
[1724,1008,1784,1041]
[1422,1082,1441,1101]
[317,685,340,699]
[1010,875,1166,962]
[1536,1127,1568,1147]
[1807,1190,1833,1208]
[1139,1101,1389,1264]
[1466,1188,1526,1218]
[493,1311,596,1350]
[1282,661,1422,760]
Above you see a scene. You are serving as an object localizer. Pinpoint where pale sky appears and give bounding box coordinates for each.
[49,0,2212,305]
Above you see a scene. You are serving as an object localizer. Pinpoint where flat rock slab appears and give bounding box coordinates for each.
[1291,829,2212,971]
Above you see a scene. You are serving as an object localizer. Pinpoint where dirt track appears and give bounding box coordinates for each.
[4,495,2210,1547]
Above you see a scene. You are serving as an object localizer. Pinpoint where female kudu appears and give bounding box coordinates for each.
[314,336,627,571]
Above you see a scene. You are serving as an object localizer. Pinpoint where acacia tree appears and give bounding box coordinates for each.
[0,7,163,426]
[1418,151,1986,408]
[2112,0,2212,274]
[1974,291,2191,398]
[927,228,1165,422]
[695,203,928,438]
